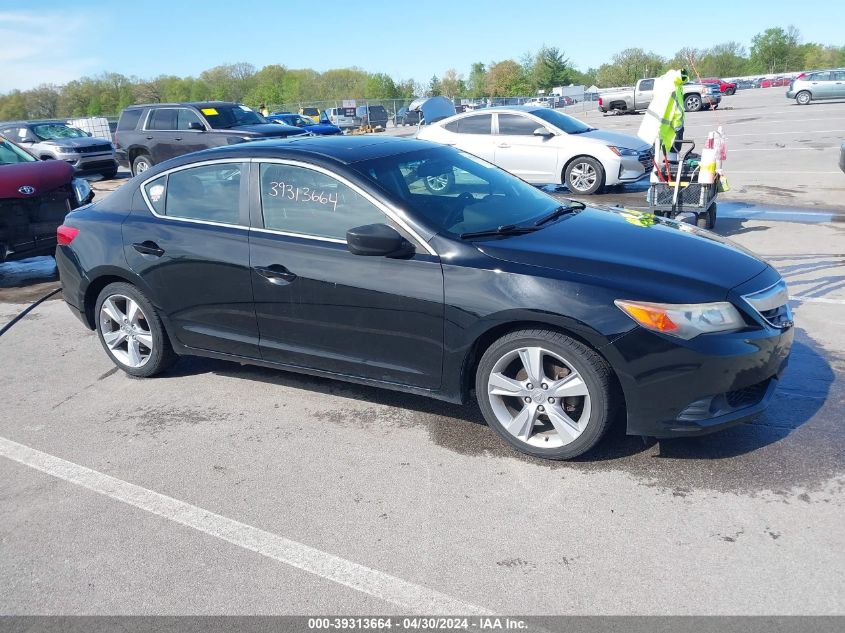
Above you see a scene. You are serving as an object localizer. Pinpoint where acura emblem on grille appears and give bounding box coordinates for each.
[18,185,36,195]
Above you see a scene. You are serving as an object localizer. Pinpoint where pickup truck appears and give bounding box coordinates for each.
[598,78,721,113]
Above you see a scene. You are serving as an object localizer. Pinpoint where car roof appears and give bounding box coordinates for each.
[162,136,446,168]
[124,101,243,109]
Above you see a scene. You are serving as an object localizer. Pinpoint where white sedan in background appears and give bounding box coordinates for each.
[417,106,652,195]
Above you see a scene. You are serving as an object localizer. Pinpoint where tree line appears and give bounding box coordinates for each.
[1,26,842,121]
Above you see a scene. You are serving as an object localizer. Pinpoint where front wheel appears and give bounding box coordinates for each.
[131,154,153,177]
[475,329,615,460]
[95,282,176,377]
[684,94,702,112]
[796,91,812,105]
[565,157,604,195]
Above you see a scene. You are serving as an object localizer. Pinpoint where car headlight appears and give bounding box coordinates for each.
[608,146,639,157]
[71,177,91,205]
[58,146,79,154]
[614,299,745,339]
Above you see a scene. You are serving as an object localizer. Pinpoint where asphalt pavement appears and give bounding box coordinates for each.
[0,88,843,616]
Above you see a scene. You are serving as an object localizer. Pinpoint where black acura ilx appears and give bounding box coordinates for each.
[55,136,793,460]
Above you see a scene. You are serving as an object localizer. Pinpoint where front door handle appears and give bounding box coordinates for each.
[145,136,154,140]
[254,265,297,285]
[174,137,182,141]
[496,143,510,148]
[132,241,164,257]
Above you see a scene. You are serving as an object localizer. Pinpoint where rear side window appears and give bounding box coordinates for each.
[143,163,243,224]
[810,72,831,81]
[259,163,386,240]
[456,114,492,135]
[147,108,178,130]
[118,109,143,131]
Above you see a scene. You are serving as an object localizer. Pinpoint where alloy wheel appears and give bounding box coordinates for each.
[486,346,591,448]
[425,174,450,192]
[569,162,597,192]
[797,92,811,105]
[685,95,701,111]
[99,294,153,368]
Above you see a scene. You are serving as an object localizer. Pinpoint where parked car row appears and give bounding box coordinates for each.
[786,68,845,105]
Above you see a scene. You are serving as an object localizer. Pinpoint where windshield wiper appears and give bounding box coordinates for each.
[459,224,539,239]
[534,202,586,226]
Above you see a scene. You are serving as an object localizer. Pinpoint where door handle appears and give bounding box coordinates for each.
[497,143,510,148]
[145,136,154,140]
[254,265,297,285]
[133,241,165,257]
[174,137,182,141]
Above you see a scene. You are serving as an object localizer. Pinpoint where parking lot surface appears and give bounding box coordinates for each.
[1,88,844,615]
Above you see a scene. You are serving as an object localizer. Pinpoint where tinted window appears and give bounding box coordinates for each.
[0,139,36,165]
[177,109,203,130]
[148,108,178,130]
[530,109,593,134]
[161,163,242,224]
[118,109,143,131]
[352,147,560,236]
[639,79,654,91]
[497,114,541,135]
[260,163,386,240]
[456,114,491,134]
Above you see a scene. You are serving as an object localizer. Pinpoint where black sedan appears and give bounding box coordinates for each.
[55,137,793,460]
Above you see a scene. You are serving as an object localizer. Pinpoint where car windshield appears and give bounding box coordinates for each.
[201,105,268,129]
[0,138,36,164]
[294,115,314,127]
[32,123,88,140]
[352,147,562,236]
[529,108,594,134]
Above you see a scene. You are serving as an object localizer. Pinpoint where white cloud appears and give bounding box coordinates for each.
[0,9,103,92]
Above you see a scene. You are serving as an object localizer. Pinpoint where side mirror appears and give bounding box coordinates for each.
[347,223,414,258]
[188,121,205,131]
[533,127,555,137]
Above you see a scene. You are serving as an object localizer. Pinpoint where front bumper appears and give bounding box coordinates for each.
[607,323,793,437]
[60,153,118,175]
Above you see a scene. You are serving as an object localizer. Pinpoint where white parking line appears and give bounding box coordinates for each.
[0,435,492,615]
[726,129,845,137]
[728,147,839,152]
[790,296,845,305]
[729,170,842,174]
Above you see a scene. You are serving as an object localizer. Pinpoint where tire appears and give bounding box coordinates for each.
[423,170,455,194]
[131,154,153,177]
[696,204,716,230]
[475,329,615,460]
[725,88,736,96]
[101,168,118,180]
[565,157,604,195]
[796,91,812,105]
[95,282,176,378]
[684,94,702,112]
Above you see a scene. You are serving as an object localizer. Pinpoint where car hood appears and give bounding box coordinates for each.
[41,136,110,149]
[227,123,305,137]
[0,160,74,199]
[306,123,342,134]
[578,129,650,151]
[476,206,769,304]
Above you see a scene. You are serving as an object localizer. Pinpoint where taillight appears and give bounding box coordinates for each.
[598,97,603,106]
[57,225,79,246]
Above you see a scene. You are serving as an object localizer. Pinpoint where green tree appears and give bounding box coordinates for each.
[530,46,573,92]
[438,69,465,98]
[427,75,442,96]
[595,48,666,87]
[365,72,399,98]
[467,62,486,98]
[485,60,528,96]
[749,26,802,73]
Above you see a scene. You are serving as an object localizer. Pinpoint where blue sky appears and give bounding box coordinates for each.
[2,0,843,92]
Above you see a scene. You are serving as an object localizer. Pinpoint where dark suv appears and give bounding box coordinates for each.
[355,105,389,129]
[114,102,306,176]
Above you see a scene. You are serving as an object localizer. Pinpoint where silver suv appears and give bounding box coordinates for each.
[787,69,845,105]
[0,121,118,179]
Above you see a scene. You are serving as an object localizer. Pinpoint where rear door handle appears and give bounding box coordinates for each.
[174,137,182,141]
[497,143,510,148]
[254,265,297,285]
[145,136,154,140]
[132,241,164,257]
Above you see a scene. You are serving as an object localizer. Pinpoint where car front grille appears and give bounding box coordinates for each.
[75,144,112,154]
[638,148,654,170]
[742,279,793,328]
[725,379,771,409]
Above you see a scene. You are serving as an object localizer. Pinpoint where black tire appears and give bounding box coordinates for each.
[684,94,703,112]
[95,282,176,378]
[475,328,616,460]
[565,156,605,195]
[725,88,736,96]
[131,154,153,177]
[696,204,716,230]
[101,168,118,180]
[796,91,812,105]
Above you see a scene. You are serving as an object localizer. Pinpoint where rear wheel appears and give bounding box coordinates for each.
[565,157,604,195]
[131,154,153,177]
[95,282,176,377]
[796,91,812,105]
[101,168,118,180]
[476,329,615,460]
[684,94,702,112]
[725,88,736,96]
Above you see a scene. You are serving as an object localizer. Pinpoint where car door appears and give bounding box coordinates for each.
[175,108,209,156]
[830,70,845,98]
[441,113,494,162]
[635,79,655,110]
[807,71,832,98]
[144,108,183,163]
[123,160,259,357]
[492,113,559,183]
[249,160,444,389]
